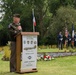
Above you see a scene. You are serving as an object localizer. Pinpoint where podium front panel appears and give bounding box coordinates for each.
[21,35,37,71]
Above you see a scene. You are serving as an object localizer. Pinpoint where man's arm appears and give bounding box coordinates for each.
[8,23,19,35]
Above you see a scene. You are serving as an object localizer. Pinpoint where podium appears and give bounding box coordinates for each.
[15,32,39,73]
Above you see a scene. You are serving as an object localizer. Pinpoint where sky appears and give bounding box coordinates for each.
[0,0,2,21]
[0,13,2,17]
[0,0,4,21]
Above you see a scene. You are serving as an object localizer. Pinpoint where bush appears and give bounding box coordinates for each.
[1,46,11,61]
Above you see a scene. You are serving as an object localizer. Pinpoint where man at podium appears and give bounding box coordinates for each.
[8,14,22,72]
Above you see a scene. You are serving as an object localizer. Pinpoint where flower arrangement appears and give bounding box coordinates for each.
[37,54,54,61]
[44,55,52,61]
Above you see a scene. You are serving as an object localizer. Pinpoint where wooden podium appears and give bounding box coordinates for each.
[15,32,39,73]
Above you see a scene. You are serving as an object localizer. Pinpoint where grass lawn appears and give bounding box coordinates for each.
[38,48,69,52]
[0,53,76,75]
[0,46,76,54]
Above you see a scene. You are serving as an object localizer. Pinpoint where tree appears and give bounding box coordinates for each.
[33,0,51,38]
[1,0,76,45]
[0,0,51,45]
[49,0,74,15]
[47,6,76,45]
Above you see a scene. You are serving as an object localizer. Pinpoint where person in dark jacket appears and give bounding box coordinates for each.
[74,32,76,47]
[57,32,63,50]
[8,14,22,72]
[68,33,71,47]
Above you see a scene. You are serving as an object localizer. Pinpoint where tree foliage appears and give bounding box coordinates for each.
[0,0,76,45]
[48,6,76,38]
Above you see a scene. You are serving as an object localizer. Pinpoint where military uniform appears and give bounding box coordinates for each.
[68,34,71,47]
[74,34,76,47]
[57,33,63,50]
[8,23,22,72]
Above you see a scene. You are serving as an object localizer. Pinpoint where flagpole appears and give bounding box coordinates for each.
[32,9,35,32]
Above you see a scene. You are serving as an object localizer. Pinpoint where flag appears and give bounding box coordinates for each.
[72,24,74,46]
[65,28,68,46]
[33,16,36,26]
[32,9,36,26]
[72,24,74,38]
[65,28,68,38]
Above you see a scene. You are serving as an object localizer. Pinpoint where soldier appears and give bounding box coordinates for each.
[68,33,71,47]
[57,32,63,50]
[74,32,76,47]
[8,14,22,72]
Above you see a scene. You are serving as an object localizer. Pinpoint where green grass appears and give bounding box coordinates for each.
[0,53,76,75]
[38,48,69,53]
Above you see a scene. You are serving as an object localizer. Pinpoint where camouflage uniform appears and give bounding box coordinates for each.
[8,23,22,72]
